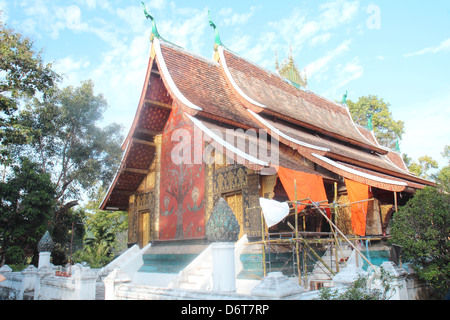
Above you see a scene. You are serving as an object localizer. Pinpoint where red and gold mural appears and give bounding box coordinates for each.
[159,103,205,240]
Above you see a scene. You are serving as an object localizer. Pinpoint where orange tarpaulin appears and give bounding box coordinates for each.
[345,179,370,236]
[276,166,329,216]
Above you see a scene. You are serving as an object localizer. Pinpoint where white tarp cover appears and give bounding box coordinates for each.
[259,197,290,228]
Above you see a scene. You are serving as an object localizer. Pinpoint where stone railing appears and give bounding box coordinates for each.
[0,265,37,300]
[0,263,98,300]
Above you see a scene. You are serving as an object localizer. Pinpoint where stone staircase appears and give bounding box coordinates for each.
[168,245,214,290]
[137,241,208,272]
[168,235,250,290]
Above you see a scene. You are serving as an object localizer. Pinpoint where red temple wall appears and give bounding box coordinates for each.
[159,103,205,240]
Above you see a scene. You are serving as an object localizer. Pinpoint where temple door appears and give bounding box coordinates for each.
[225,193,244,239]
[139,212,150,247]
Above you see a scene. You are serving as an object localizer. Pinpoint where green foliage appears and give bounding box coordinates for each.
[436,166,450,193]
[17,80,124,201]
[436,145,450,193]
[83,188,128,255]
[51,207,86,266]
[85,210,128,246]
[0,157,56,265]
[347,95,405,150]
[390,187,450,297]
[408,155,439,179]
[72,241,114,269]
[317,267,398,300]
[13,80,123,264]
[0,24,124,266]
[0,23,60,162]
[442,145,450,162]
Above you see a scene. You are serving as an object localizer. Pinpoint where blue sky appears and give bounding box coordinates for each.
[1,0,449,172]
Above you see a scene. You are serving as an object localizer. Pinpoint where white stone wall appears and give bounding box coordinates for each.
[0,263,98,300]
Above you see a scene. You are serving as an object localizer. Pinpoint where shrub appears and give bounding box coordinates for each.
[390,187,450,297]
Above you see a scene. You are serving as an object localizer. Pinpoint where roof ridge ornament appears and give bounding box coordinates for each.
[394,135,401,153]
[367,114,373,131]
[208,10,224,50]
[142,2,161,41]
[341,90,348,105]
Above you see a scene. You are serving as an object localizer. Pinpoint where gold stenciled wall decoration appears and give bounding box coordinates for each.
[210,164,262,237]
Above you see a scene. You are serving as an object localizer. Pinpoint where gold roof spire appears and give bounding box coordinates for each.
[277,47,307,89]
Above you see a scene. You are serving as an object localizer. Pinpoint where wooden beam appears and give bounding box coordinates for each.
[134,127,161,136]
[122,167,149,175]
[131,137,156,147]
[144,99,172,110]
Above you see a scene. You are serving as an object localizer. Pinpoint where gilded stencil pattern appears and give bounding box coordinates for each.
[212,165,261,237]
[128,191,155,244]
[128,190,155,243]
[136,191,155,211]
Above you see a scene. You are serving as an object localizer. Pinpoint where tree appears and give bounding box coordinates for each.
[390,187,450,297]
[71,188,127,268]
[1,25,124,266]
[442,145,450,162]
[10,80,124,264]
[0,157,56,266]
[51,206,86,266]
[405,145,448,182]
[436,145,450,193]
[347,95,405,150]
[83,187,128,254]
[408,155,439,180]
[0,23,59,163]
[16,80,123,210]
[436,166,450,194]
[72,241,114,269]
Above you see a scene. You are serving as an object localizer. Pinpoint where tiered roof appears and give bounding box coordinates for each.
[100,12,434,210]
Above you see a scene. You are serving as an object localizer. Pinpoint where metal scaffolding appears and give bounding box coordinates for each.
[248,180,381,288]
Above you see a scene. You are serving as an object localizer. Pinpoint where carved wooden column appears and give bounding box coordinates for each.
[153,134,162,240]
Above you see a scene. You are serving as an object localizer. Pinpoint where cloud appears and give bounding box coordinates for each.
[305,39,351,79]
[317,56,363,99]
[404,38,450,57]
[334,57,364,86]
[62,5,88,31]
[205,0,360,71]
[116,5,147,33]
[77,0,113,12]
[53,56,91,86]
[318,0,359,29]
[54,56,90,74]
[219,6,258,27]
[311,32,332,46]
[14,1,92,39]
[158,8,208,54]
[0,1,8,22]
[267,0,359,58]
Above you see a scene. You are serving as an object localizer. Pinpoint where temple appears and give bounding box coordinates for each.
[99,9,434,286]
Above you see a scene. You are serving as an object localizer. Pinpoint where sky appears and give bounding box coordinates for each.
[1,0,449,172]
